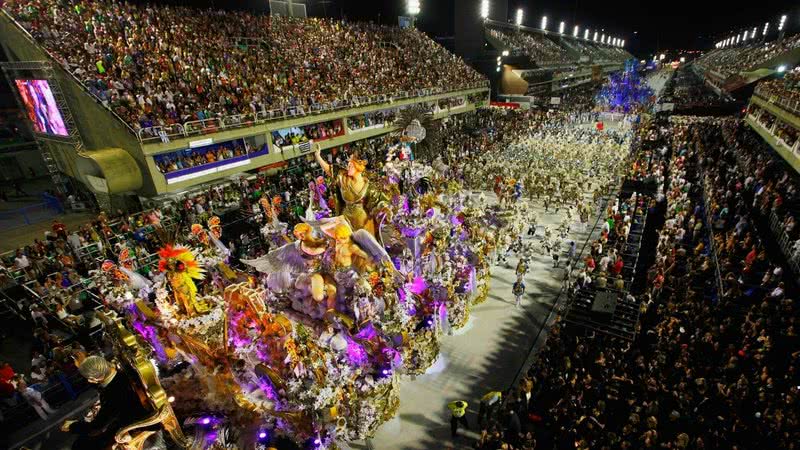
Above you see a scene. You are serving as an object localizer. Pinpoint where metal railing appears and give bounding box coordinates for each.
[3,9,490,144]
[699,171,726,300]
[136,83,489,144]
[753,84,800,118]
[769,209,800,275]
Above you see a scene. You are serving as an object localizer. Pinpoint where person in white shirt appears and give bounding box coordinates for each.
[17,379,57,420]
[14,250,30,270]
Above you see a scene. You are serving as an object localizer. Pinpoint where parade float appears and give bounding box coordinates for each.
[93,138,508,449]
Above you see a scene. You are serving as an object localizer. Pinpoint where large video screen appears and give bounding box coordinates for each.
[14,79,68,137]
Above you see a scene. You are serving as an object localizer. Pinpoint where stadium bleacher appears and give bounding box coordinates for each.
[3,0,484,134]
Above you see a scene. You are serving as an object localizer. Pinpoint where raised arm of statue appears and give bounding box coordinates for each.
[314,143,331,177]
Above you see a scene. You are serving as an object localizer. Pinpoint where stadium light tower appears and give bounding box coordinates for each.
[779,15,787,31]
[559,21,565,34]
[480,0,489,19]
[573,25,579,37]
[584,29,590,40]
[763,22,769,36]
[593,31,598,41]
[407,0,420,15]
[541,15,547,30]
[752,27,758,39]
[621,39,625,47]
[736,34,740,44]
[601,33,606,44]
[516,8,523,26]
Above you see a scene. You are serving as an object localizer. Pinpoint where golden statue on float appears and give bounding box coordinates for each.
[314,143,389,235]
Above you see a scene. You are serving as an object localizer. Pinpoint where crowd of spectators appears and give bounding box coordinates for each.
[466,117,799,450]
[154,139,266,175]
[4,0,484,133]
[489,28,571,65]
[271,120,344,149]
[658,67,733,112]
[755,70,800,114]
[0,207,175,429]
[695,34,800,78]
[488,27,629,67]
[347,108,399,131]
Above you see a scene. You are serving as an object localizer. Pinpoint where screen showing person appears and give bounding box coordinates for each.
[14,79,69,137]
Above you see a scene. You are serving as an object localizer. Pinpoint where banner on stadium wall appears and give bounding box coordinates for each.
[490,101,520,109]
[550,97,561,105]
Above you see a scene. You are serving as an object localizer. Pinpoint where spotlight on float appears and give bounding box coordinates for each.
[573,25,579,37]
[516,8,523,26]
[480,0,489,19]
[541,15,547,30]
[778,65,787,73]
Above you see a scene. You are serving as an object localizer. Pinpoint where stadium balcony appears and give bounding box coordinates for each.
[0,3,489,200]
[485,21,632,69]
[693,34,800,94]
[745,85,800,173]
[484,21,631,99]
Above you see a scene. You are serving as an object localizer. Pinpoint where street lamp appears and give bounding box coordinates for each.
[480,0,489,19]
[541,15,547,30]
[516,8,523,26]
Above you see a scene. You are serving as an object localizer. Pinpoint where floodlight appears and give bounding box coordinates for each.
[752,27,758,39]
[516,8,523,26]
[573,25,579,37]
[541,15,547,30]
[621,39,625,47]
[584,29,590,40]
[594,31,598,41]
[502,50,509,56]
[763,22,769,36]
[559,21,565,34]
[601,34,606,44]
[779,15,787,31]
[407,0,420,15]
[480,0,489,19]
